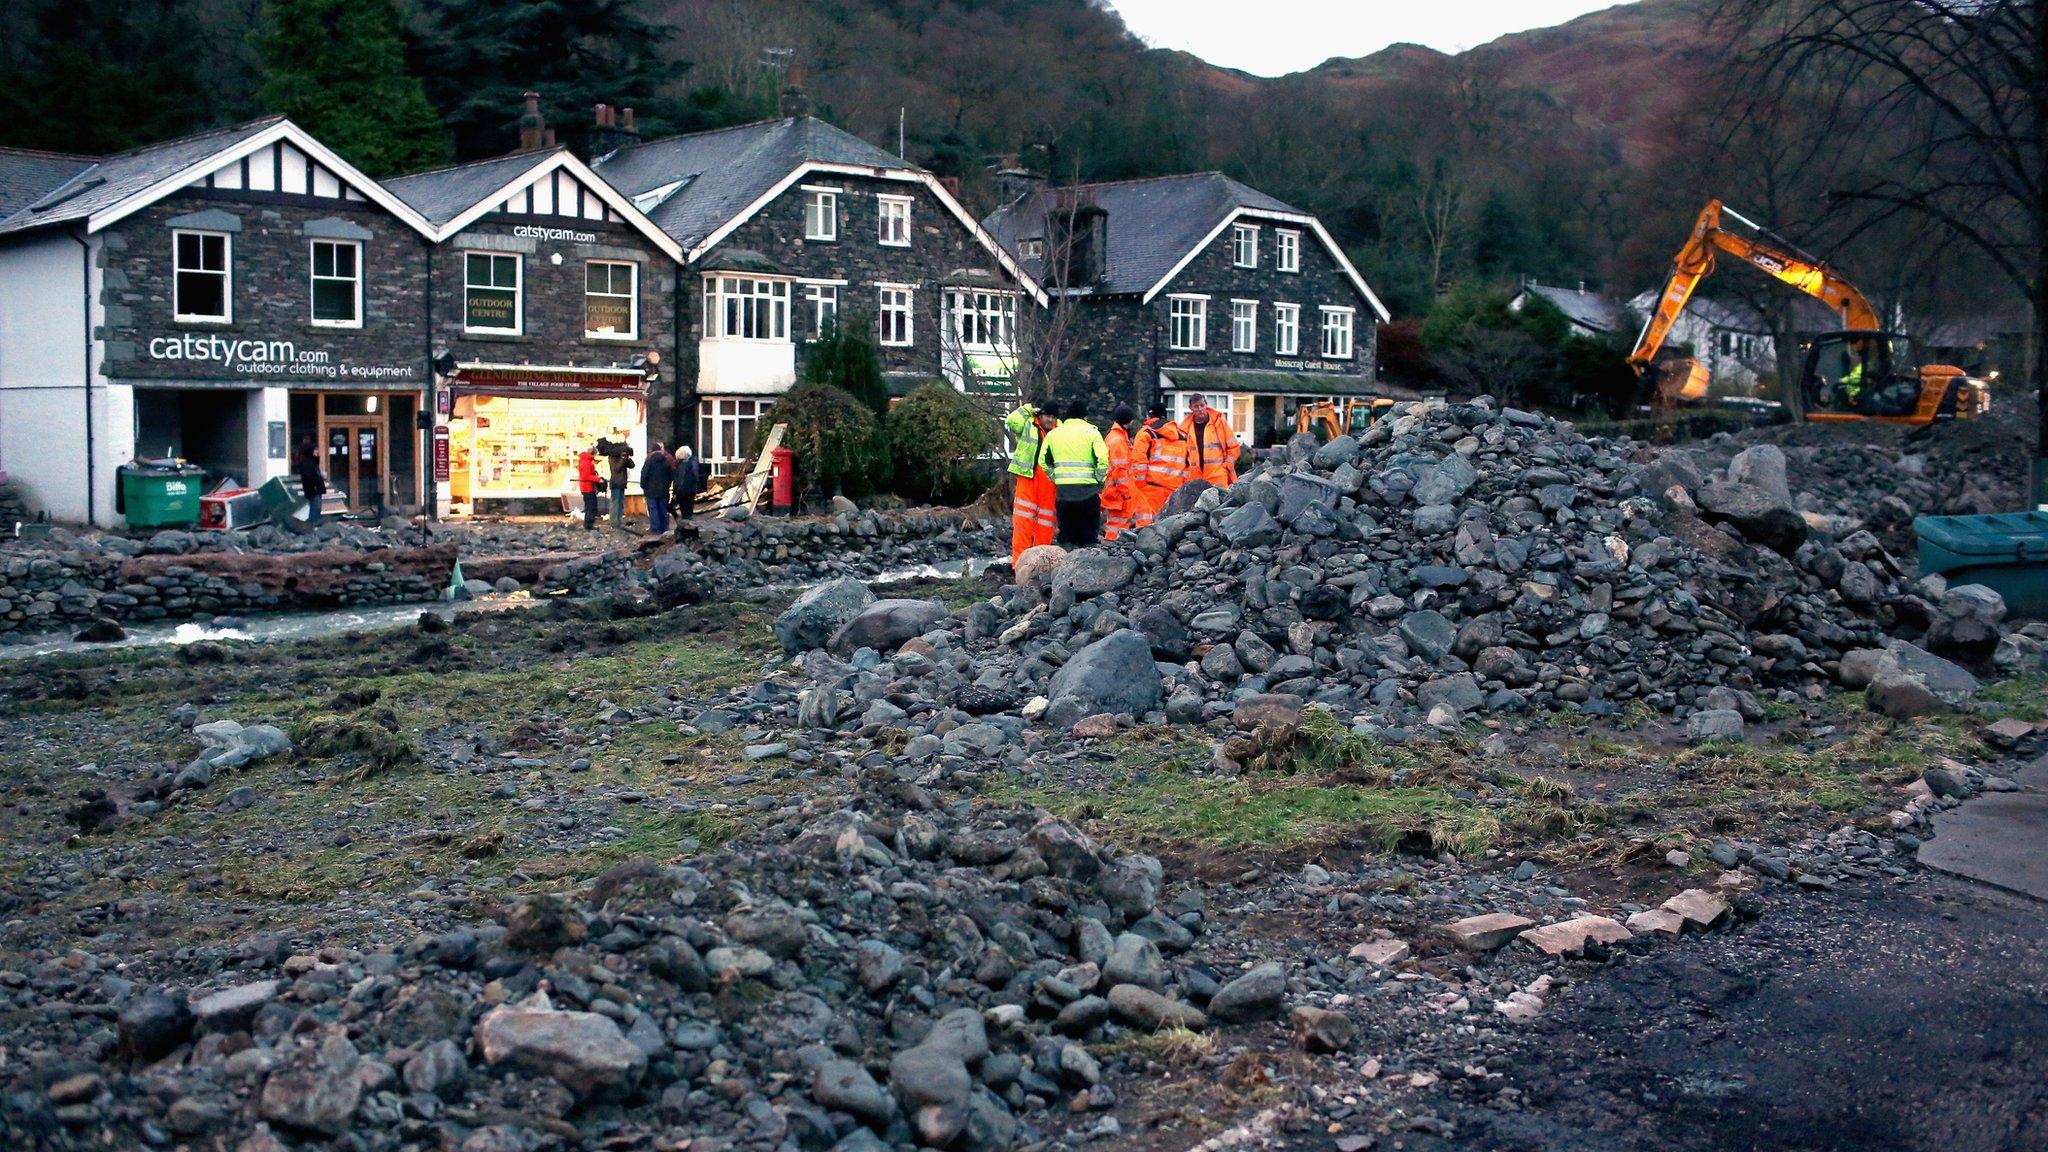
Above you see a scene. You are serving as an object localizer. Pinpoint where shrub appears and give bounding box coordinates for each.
[886,382,1001,504]
[751,382,885,497]
[800,319,889,415]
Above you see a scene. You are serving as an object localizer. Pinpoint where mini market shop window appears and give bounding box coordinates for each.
[585,260,637,339]
[445,394,643,507]
[465,253,522,334]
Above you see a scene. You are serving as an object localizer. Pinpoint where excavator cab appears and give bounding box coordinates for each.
[1804,330,1953,423]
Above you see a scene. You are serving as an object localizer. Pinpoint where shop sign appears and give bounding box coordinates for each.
[586,295,634,336]
[513,224,598,243]
[450,366,646,398]
[432,426,451,481]
[1270,359,1344,373]
[466,288,518,329]
[436,388,453,417]
[145,334,417,381]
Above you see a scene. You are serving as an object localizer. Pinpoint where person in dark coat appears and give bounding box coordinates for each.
[602,439,635,529]
[292,437,327,525]
[672,445,704,525]
[640,442,675,535]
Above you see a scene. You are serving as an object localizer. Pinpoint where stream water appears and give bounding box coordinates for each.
[0,555,997,661]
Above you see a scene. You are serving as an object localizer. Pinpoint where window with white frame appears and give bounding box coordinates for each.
[1228,300,1258,353]
[698,397,774,473]
[584,260,637,339]
[309,239,360,328]
[801,282,839,338]
[1321,306,1355,359]
[464,252,521,333]
[877,195,912,246]
[705,275,790,341]
[1276,229,1301,273]
[803,187,838,241]
[1019,238,1044,260]
[943,289,1018,351]
[1274,302,1300,355]
[878,285,914,346]
[1231,223,1259,268]
[1168,296,1208,351]
[173,230,231,322]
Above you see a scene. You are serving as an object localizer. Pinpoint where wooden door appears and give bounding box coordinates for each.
[323,418,387,510]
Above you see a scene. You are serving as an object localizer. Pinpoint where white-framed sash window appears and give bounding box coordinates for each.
[877,195,912,246]
[1276,228,1301,273]
[803,186,838,241]
[1231,223,1259,268]
[1168,295,1208,351]
[1321,306,1355,359]
[173,230,231,322]
[1230,299,1258,352]
[878,284,915,346]
[801,282,840,338]
[705,275,791,342]
[464,252,521,334]
[584,260,637,339]
[698,397,774,474]
[309,239,360,328]
[1274,302,1301,355]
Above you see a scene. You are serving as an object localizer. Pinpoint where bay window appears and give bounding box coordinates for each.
[943,289,1018,351]
[698,398,774,474]
[705,275,790,341]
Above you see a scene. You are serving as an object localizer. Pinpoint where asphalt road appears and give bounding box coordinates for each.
[1431,874,2048,1152]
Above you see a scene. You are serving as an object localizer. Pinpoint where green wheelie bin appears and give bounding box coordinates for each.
[117,459,205,529]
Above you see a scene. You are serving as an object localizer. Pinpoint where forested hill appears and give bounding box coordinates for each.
[0,0,1998,321]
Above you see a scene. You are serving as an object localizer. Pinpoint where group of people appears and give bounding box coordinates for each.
[575,438,704,535]
[1007,392,1239,565]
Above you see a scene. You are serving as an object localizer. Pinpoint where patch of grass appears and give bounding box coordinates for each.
[1978,675,2048,721]
[1098,1025,1216,1067]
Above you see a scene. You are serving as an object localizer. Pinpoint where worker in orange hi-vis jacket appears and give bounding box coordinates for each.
[1178,393,1239,487]
[1004,402,1059,566]
[1130,403,1187,527]
[1100,404,1140,540]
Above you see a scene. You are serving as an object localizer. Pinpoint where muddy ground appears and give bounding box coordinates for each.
[1,584,2043,1152]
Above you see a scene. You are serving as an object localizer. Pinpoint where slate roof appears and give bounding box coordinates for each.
[0,147,99,222]
[982,172,1301,297]
[592,117,913,251]
[1160,367,1423,400]
[0,117,284,237]
[384,150,566,229]
[1518,282,1629,334]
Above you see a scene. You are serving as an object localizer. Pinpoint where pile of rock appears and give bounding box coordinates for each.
[21,795,1231,1151]
[653,508,1002,594]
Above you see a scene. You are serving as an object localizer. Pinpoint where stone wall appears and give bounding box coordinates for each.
[0,545,457,636]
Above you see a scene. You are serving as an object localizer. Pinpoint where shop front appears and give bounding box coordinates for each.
[285,389,422,513]
[440,363,650,517]
[1160,368,1420,448]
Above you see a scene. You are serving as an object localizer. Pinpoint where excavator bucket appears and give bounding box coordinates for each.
[1653,358,1709,405]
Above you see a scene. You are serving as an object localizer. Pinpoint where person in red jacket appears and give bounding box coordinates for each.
[576,445,602,530]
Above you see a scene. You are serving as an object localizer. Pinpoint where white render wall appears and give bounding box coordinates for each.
[0,233,112,524]
[247,386,290,487]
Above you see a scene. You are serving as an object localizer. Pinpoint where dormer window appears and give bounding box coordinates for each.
[1019,238,1044,261]
[1231,223,1258,268]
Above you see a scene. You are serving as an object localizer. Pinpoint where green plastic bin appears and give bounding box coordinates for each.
[118,461,204,529]
[1915,511,2048,619]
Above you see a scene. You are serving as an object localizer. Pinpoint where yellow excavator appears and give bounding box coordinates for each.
[1294,398,1394,439]
[1631,199,1990,425]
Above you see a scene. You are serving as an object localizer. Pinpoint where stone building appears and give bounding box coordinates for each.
[0,118,441,526]
[590,106,1041,476]
[982,172,1390,446]
[385,144,684,515]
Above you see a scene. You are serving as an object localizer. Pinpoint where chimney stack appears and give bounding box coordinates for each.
[590,101,641,158]
[780,65,811,119]
[517,91,549,152]
[989,158,1045,208]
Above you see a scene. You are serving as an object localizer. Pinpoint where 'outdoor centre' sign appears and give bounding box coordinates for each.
[145,335,418,381]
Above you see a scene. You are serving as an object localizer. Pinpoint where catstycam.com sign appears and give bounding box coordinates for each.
[145,335,416,381]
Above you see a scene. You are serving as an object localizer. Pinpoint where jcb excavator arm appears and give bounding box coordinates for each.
[1628,199,1881,375]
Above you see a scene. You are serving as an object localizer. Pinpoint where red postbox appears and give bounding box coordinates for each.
[771,446,795,513]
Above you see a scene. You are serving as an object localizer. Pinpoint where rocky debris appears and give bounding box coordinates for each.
[1924,583,2006,665]
[1694,479,1807,555]
[1348,938,1411,967]
[829,598,949,657]
[1659,889,1731,932]
[188,720,293,772]
[256,1031,361,1136]
[772,576,875,654]
[1517,915,1632,958]
[1290,1005,1355,1053]
[1441,912,1536,952]
[1045,629,1165,729]
[473,996,646,1098]
[1684,708,1745,744]
[1208,962,1288,1022]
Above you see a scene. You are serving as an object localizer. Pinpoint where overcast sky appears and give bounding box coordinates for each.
[1107,0,1629,76]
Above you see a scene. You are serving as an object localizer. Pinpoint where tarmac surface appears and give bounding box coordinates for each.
[1919,754,2048,902]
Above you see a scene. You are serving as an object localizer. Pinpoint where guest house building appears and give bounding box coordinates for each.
[983,171,1390,445]
[590,98,1043,475]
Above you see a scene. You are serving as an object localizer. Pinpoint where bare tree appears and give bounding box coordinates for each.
[1717,0,2044,496]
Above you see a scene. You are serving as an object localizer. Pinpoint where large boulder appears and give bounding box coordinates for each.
[475,1003,645,1098]
[1160,479,1214,519]
[1924,583,2006,665]
[774,577,874,654]
[1275,473,1342,526]
[1046,629,1164,729]
[1410,454,1479,507]
[1216,502,1281,549]
[828,599,948,656]
[1694,480,1807,554]
[1014,544,1067,589]
[1725,444,1793,504]
[1053,550,1138,598]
